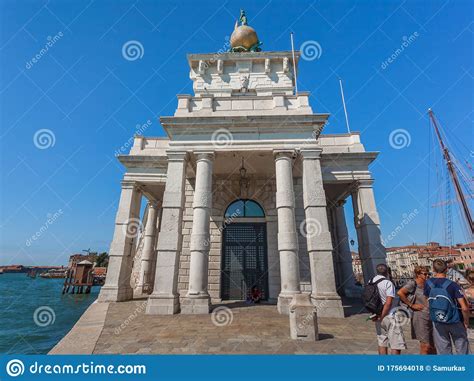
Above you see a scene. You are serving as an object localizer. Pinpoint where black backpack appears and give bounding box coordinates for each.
[363,277,386,314]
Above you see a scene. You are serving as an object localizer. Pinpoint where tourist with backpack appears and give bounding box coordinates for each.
[397,266,436,354]
[364,263,406,354]
[424,259,470,354]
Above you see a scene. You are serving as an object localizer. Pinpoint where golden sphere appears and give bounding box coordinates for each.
[230,25,259,51]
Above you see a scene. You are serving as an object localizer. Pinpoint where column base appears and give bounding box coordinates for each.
[311,293,344,318]
[133,288,151,299]
[146,294,180,315]
[180,295,211,314]
[133,282,153,298]
[98,286,133,302]
[277,292,300,315]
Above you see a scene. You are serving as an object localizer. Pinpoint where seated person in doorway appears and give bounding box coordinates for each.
[250,286,262,303]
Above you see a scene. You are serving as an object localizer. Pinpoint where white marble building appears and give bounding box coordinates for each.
[98,48,387,318]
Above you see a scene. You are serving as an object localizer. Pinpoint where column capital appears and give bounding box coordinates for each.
[193,151,215,162]
[357,179,375,188]
[300,148,322,160]
[273,149,296,160]
[166,150,189,162]
[121,180,138,190]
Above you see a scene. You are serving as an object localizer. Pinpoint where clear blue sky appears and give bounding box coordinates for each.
[0,0,472,266]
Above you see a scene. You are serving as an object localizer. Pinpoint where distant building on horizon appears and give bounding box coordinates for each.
[349,242,474,285]
[0,265,26,273]
[0,265,65,273]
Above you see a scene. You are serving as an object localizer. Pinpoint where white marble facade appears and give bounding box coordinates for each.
[98,50,387,317]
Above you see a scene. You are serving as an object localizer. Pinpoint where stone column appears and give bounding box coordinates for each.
[146,151,188,315]
[301,149,344,318]
[333,200,360,297]
[136,201,159,295]
[148,207,162,289]
[182,152,214,314]
[274,150,301,315]
[351,179,387,283]
[99,181,142,302]
[328,207,341,291]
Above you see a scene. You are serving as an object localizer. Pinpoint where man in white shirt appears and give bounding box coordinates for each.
[371,264,407,354]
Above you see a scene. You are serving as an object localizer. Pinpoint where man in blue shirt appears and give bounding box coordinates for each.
[424,259,470,354]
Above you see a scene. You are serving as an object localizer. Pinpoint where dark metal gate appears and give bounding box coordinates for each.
[221,223,268,300]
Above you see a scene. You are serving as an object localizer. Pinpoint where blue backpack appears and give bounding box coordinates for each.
[426,278,460,324]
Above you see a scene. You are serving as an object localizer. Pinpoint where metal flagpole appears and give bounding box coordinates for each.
[290,32,298,95]
[339,78,351,133]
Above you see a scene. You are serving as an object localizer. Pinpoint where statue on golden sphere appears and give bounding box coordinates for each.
[229,10,262,52]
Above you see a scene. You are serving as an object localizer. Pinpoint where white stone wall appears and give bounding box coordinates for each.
[188,52,297,97]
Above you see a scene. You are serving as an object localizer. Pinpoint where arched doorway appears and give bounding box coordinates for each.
[220,199,269,301]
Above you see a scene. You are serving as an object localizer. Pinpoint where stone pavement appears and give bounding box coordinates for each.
[93,298,424,354]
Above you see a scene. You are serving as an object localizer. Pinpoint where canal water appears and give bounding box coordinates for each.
[0,273,99,354]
